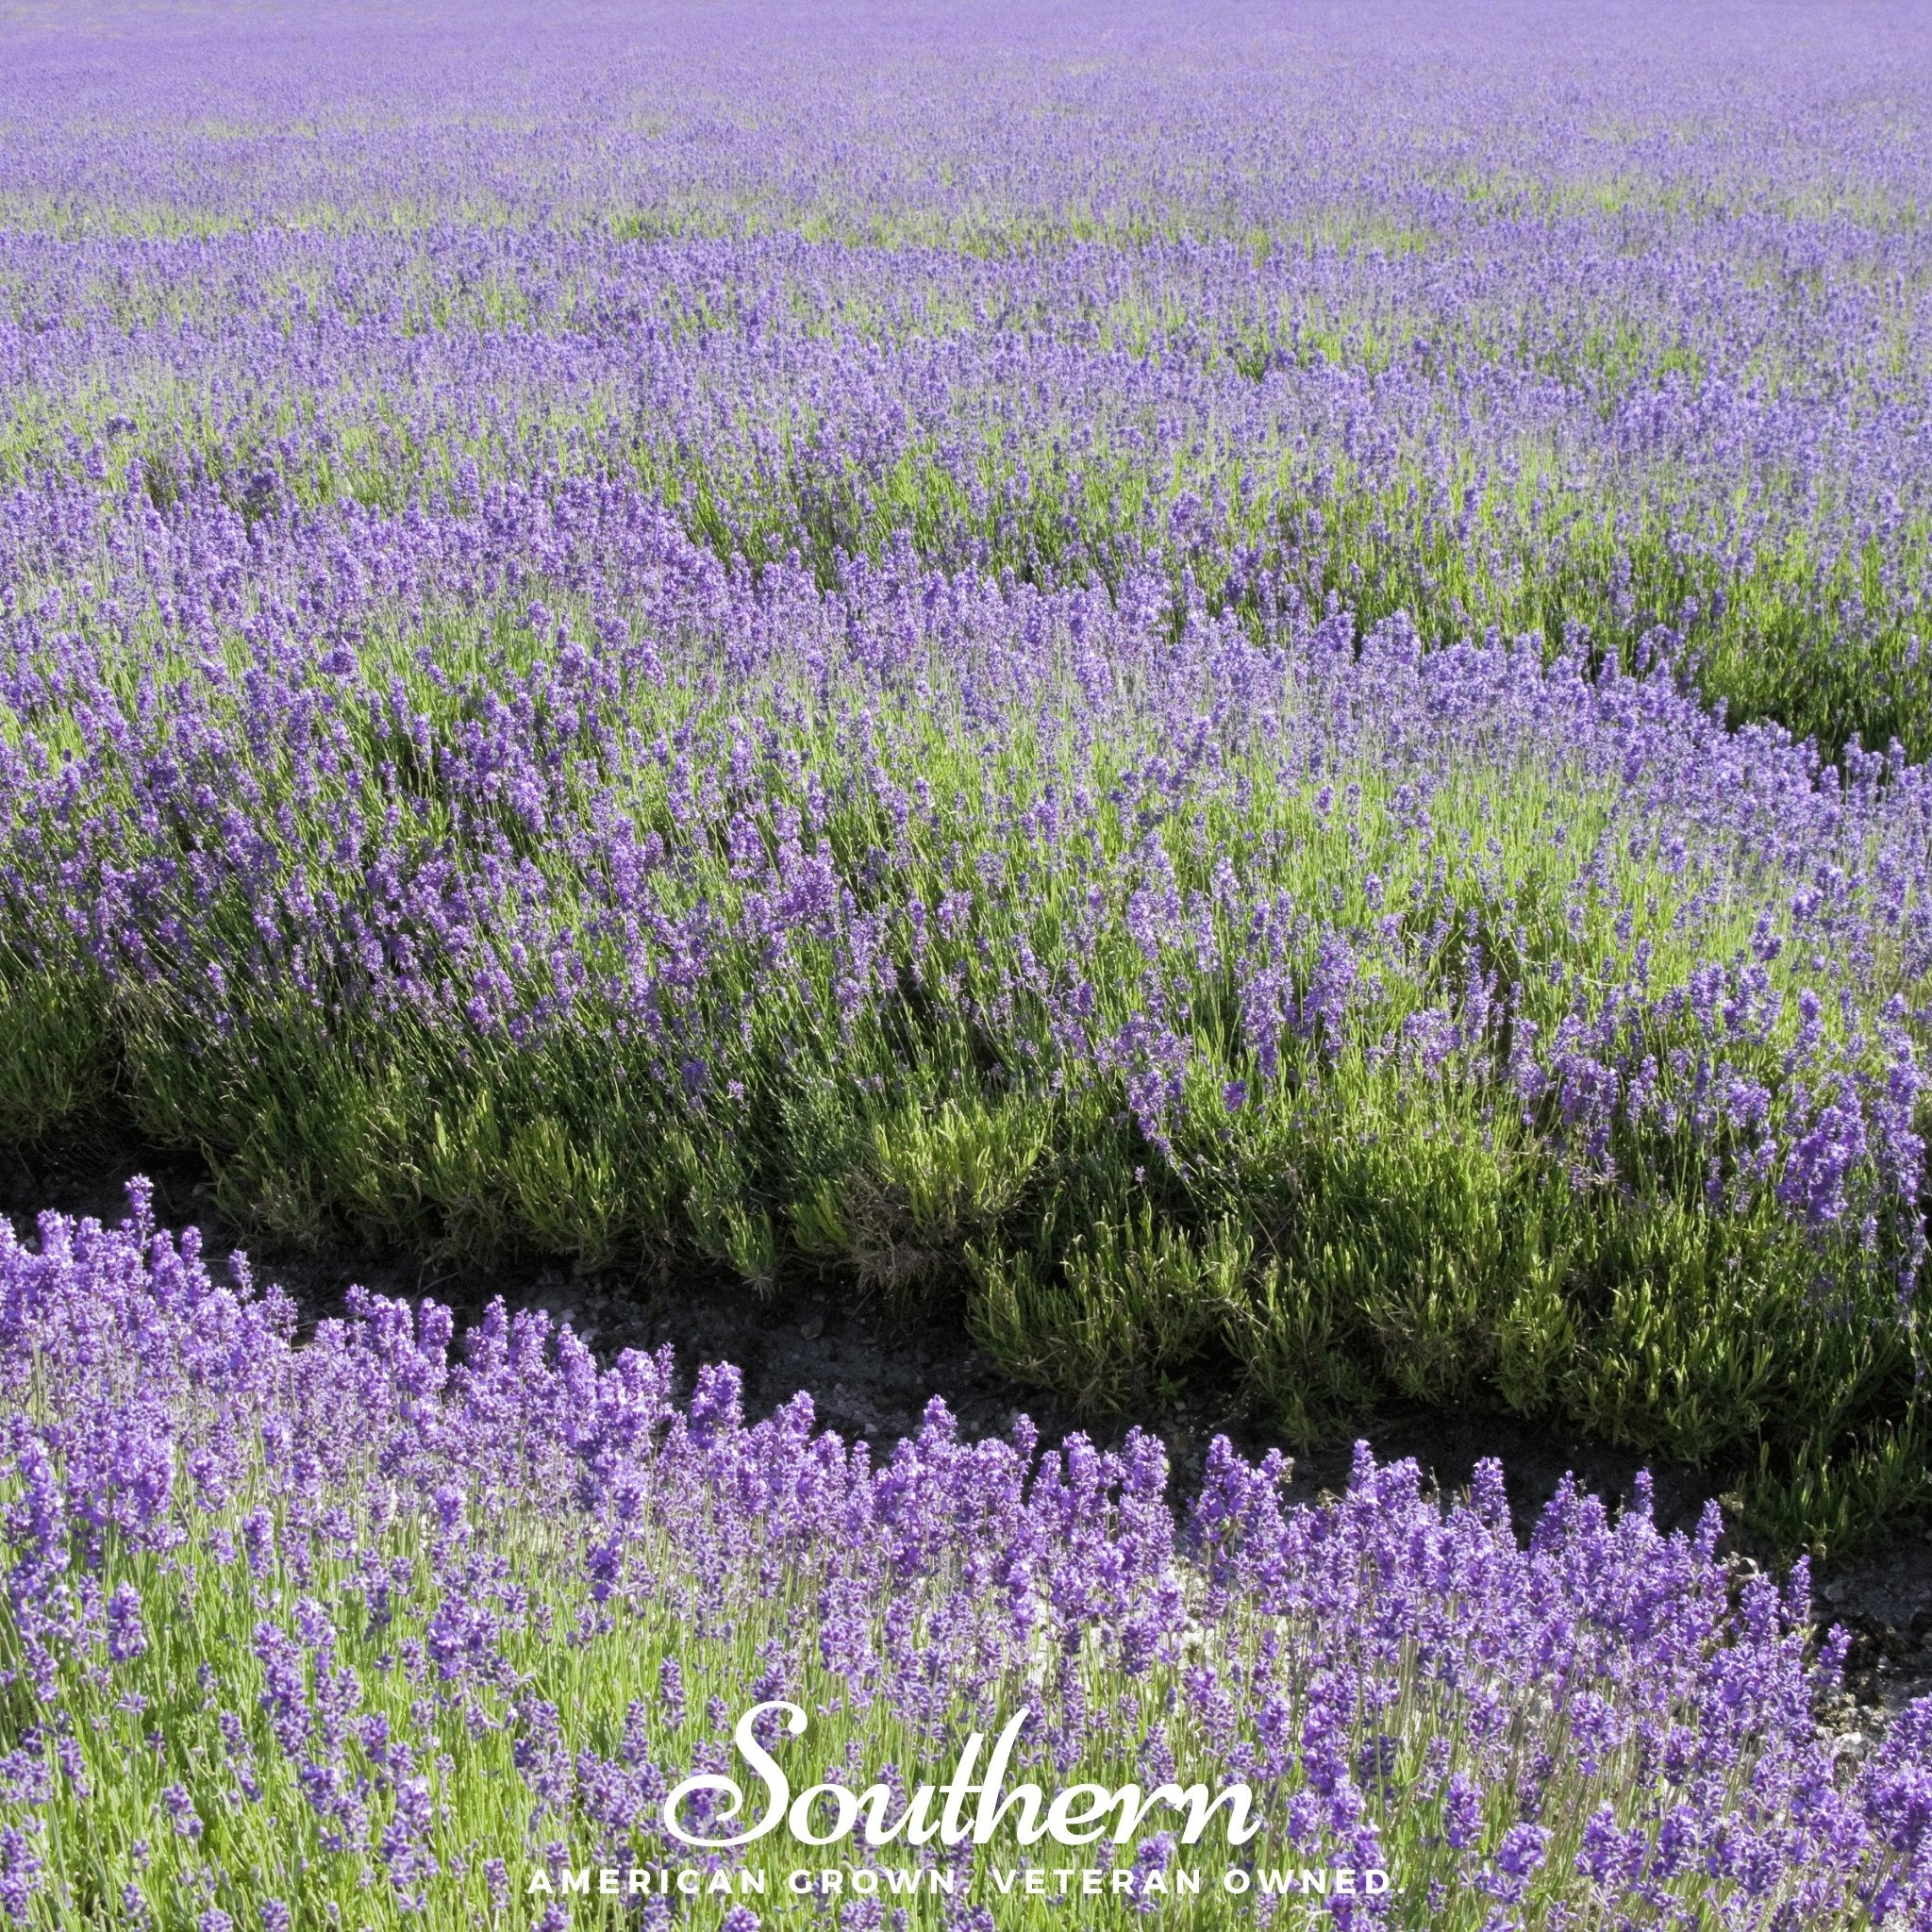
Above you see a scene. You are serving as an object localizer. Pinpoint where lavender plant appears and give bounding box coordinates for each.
[2,1185,1930,1928]
[4,0,1932,1547]
[2,480,1927,1548]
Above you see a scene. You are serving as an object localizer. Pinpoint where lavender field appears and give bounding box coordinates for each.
[3,0,1932,1923]
[3,1187,1931,1930]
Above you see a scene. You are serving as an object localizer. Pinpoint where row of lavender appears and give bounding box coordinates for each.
[1,471,1927,1547]
[3,4,1931,761]
[8,212,1930,764]
[0,1184,1929,1928]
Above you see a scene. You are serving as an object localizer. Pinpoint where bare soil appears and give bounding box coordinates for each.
[7,1138,1927,1735]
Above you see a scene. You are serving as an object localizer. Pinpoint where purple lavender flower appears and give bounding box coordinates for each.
[160,1785,202,1842]
[1442,1772,1486,1852]
[1128,1832,1175,1913]
[0,1828,42,1919]
[106,1583,147,1663]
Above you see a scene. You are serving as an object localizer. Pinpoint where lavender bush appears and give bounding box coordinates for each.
[4,3,1932,1544]
[2,478,1927,1547]
[1,1186,1930,1928]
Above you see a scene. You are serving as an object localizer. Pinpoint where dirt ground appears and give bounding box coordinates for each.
[7,1140,1928,1739]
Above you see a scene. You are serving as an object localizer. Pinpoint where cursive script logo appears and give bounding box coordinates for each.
[662,1703,1264,1851]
